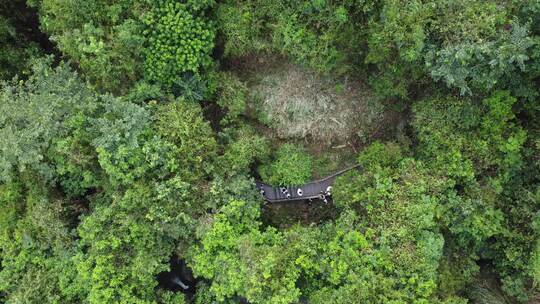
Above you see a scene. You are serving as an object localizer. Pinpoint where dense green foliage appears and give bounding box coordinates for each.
[144,0,215,87]
[27,0,146,93]
[191,146,454,303]
[28,0,215,93]
[1,1,540,304]
[258,143,313,186]
[216,0,540,99]
[412,92,539,300]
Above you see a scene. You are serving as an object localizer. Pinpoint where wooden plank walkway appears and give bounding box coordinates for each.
[255,164,362,203]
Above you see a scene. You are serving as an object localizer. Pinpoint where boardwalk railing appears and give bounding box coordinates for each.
[255,164,362,203]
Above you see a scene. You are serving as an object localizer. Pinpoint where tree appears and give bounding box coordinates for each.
[188,199,303,304]
[426,23,535,96]
[191,143,456,303]
[412,91,539,301]
[143,0,215,88]
[154,99,217,183]
[28,0,147,93]
[0,181,78,303]
[329,142,449,303]
[0,58,100,196]
[73,181,194,303]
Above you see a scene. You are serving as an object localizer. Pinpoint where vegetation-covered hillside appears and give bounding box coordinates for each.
[1,1,539,303]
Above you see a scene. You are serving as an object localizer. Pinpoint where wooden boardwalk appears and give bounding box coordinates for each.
[255,164,362,203]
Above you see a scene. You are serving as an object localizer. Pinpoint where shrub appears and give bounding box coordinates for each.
[215,1,270,56]
[216,126,269,177]
[215,72,248,126]
[357,141,405,171]
[258,143,312,186]
[272,12,346,73]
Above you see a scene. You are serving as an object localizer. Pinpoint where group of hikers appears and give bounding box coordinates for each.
[258,185,333,204]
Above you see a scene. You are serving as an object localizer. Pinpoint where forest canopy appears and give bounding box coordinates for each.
[1,1,539,304]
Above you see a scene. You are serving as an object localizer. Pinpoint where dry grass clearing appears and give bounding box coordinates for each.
[225,55,402,149]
